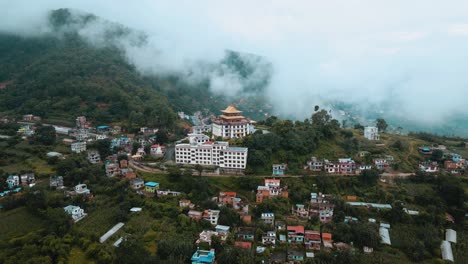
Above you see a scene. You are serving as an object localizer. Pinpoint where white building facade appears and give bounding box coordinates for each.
[71,142,87,153]
[175,135,248,170]
[364,126,380,140]
[212,105,255,139]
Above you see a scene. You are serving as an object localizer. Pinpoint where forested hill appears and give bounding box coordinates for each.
[0,8,273,128]
[0,31,177,128]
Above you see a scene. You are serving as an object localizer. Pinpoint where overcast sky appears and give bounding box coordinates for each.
[2,0,468,124]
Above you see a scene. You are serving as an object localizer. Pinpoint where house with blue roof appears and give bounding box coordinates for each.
[191,249,215,264]
[145,182,159,193]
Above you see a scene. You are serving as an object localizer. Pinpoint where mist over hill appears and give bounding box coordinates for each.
[0,6,468,136]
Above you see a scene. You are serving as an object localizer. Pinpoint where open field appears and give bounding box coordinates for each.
[0,207,45,241]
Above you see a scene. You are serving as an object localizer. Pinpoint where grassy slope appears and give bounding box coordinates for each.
[0,207,46,241]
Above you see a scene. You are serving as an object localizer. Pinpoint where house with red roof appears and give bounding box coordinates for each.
[234,241,252,249]
[150,144,166,157]
[304,230,321,250]
[287,226,305,244]
[322,233,333,248]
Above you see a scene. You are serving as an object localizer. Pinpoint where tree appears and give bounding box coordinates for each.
[431,149,444,162]
[155,129,169,145]
[311,110,340,139]
[116,237,149,264]
[30,125,56,145]
[194,164,203,177]
[376,118,388,132]
[360,169,379,185]
[93,139,112,158]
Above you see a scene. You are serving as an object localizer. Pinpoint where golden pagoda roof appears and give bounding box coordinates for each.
[221,105,242,114]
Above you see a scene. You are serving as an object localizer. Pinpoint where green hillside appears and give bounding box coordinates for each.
[0,31,177,128]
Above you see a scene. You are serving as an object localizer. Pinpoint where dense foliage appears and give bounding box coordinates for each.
[0,30,176,128]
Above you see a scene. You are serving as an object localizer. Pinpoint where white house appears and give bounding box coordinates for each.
[364,126,380,140]
[262,231,277,245]
[64,205,87,222]
[71,142,87,153]
[150,144,166,157]
[203,209,220,225]
[74,184,90,195]
[419,162,438,173]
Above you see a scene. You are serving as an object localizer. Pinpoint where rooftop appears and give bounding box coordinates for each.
[221,105,242,114]
[191,249,215,263]
[145,182,159,187]
[287,225,304,234]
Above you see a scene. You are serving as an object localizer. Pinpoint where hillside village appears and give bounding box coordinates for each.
[0,105,467,264]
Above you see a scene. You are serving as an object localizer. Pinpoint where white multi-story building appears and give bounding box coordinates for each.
[212,105,255,139]
[203,209,220,225]
[364,126,380,140]
[175,135,248,170]
[71,142,87,153]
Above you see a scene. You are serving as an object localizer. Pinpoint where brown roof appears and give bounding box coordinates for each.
[221,105,242,114]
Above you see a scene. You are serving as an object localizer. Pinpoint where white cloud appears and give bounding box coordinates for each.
[1,0,468,127]
[448,24,468,35]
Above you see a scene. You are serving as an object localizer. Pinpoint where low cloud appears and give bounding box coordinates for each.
[2,0,468,132]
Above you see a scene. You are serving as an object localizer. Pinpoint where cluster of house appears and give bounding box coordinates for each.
[418,145,466,174]
[104,157,136,178]
[17,124,35,137]
[5,173,35,188]
[304,156,387,175]
[256,179,288,203]
[291,192,335,223]
[186,208,338,263]
[1,173,35,196]
[128,178,181,197]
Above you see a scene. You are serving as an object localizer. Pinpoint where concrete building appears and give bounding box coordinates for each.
[203,209,220,225]
[71,142,87,153]
[175,134,248,171]
[272,163,287,175]
[87,151,101,164]
[212,105,255,139]
[64,205,87,222]
[364,126,380,140]
[261,212,275,225]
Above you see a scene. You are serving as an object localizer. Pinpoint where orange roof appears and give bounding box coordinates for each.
[346,195,358,201]
[265,179,280,183]
[221,191,237,197]
[234,241,252,249]
[287,226,304,234]
[322,233,332,241]
[221,105,242,114]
